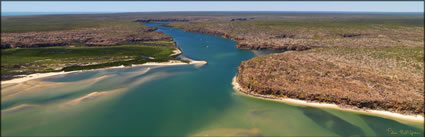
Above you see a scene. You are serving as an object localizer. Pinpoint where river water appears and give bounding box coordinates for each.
[1,23,423,136]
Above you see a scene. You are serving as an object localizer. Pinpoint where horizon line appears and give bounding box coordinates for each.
[3,11,424,13]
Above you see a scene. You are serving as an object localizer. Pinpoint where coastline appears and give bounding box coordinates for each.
[231,76,424,124]
[2,46,207,85]
[1,59,207,85]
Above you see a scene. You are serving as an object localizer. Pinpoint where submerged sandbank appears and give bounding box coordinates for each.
[232,76,424,124]
[2,69,172,114]
[1,104,39,114]
[64,88,125,106]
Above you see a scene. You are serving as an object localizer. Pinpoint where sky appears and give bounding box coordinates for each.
[1,1,424,13]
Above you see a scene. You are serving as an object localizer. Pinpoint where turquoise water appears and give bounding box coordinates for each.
[1,23,423,136]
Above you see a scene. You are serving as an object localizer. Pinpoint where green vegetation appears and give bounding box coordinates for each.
[1,45,176,78]
[1,13,181,80]
[2,45,173,64]
[122,40,177,47]
[371,47,424,63]
[60,57,169,72]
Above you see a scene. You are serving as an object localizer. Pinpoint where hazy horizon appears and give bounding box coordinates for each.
[3,10,423,17]
[2,2,424,13]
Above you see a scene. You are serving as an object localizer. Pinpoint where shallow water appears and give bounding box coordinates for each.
[1,23,423,136]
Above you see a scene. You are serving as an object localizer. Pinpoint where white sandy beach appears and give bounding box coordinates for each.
[231,76,424,124]
[171,48,183,56]
[1,58,207,85]
[1,71,75,85]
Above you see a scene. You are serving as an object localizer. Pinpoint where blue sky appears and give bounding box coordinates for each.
[2,1,424,12]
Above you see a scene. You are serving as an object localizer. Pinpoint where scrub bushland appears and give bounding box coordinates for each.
[1,14,183,80]
[169,13,425,114]
[1,44,179,80]
[237,47,424,115]
[1,14,173,48]
[170,16,423,50]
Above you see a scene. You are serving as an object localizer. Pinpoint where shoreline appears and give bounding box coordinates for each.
[1,59,207,85]
[2,47,207,85]
[231,76,424,124]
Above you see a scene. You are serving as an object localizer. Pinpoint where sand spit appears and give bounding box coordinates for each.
[189,60,208,64]
[1,47,205,85]
[1,58,207,85]
[138,60,187,66]
[1,71,74,85]
[171,48,183,57]
[178,55,207,67]
[232,76,424,124]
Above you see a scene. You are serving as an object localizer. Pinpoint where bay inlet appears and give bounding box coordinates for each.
[1,23,423,136]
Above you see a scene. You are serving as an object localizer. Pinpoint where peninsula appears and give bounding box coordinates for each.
[168,13,424,115]
[1,14,207,81]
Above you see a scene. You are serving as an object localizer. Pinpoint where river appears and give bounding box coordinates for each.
[1,23,423,136]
